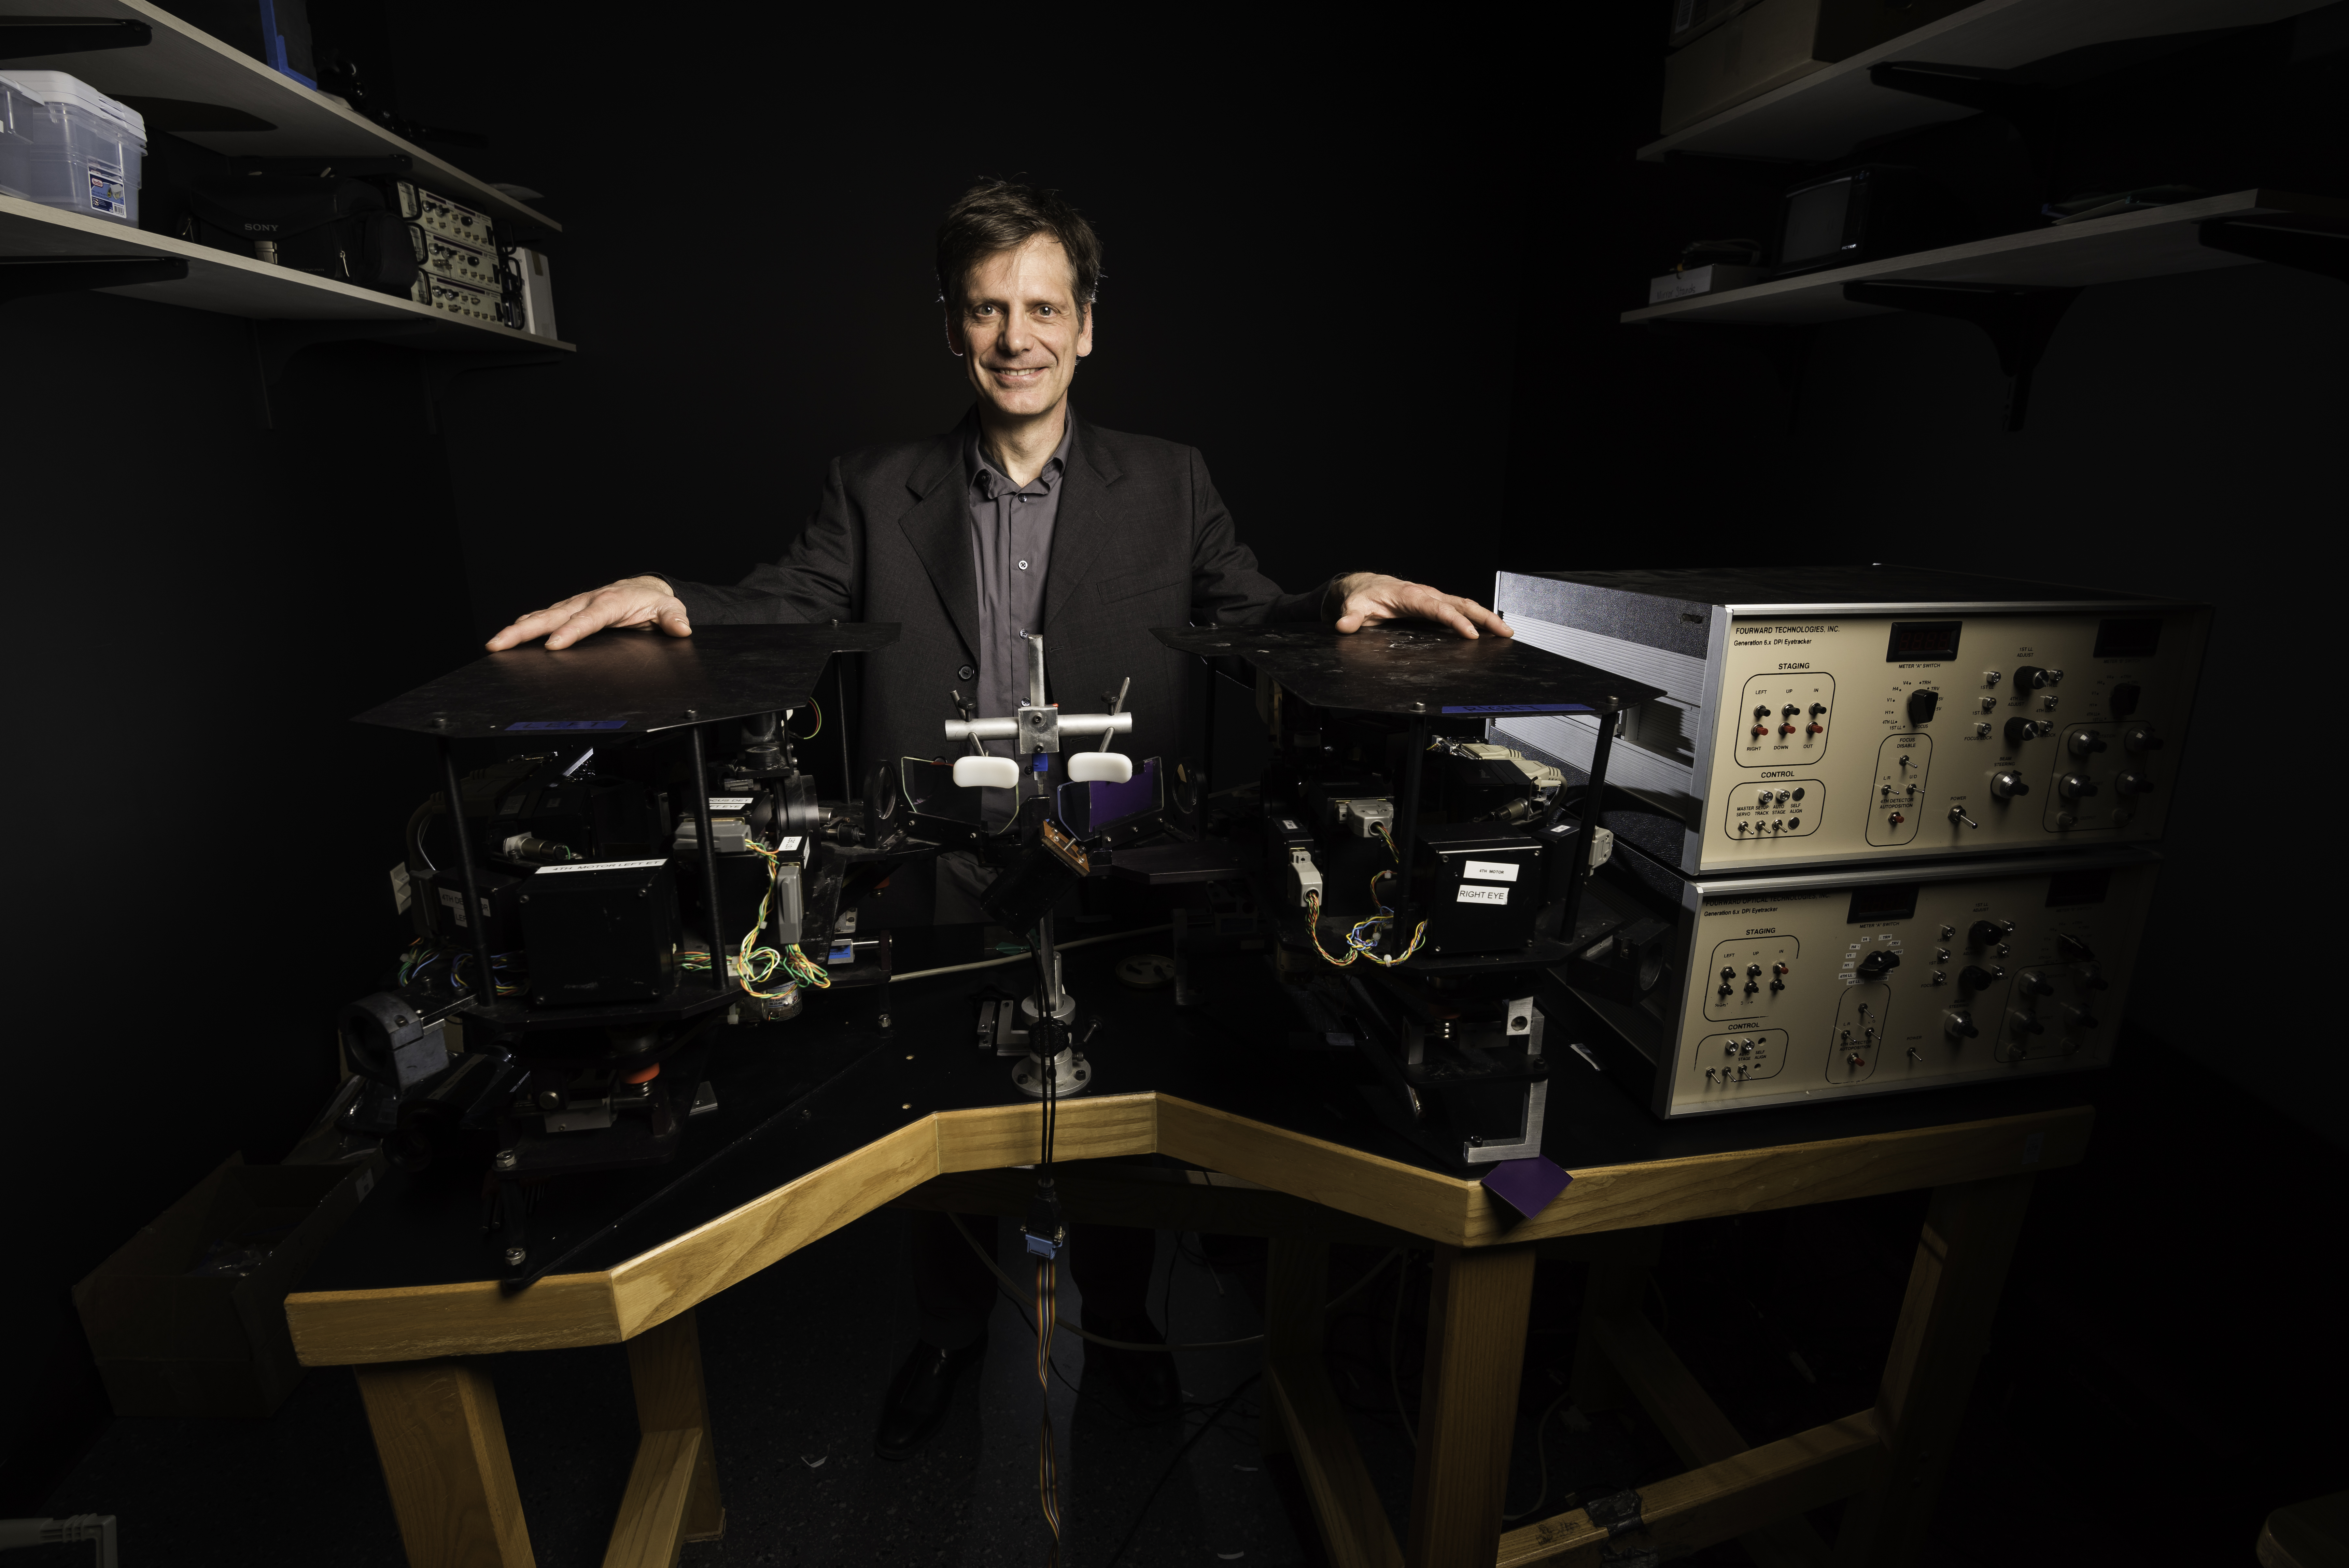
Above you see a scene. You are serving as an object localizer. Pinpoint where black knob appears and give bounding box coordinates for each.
[2019,971,2056,997]
[2058,772,2100,799]
[2067,728,2108,756]
[1720,967,1736,982]
[1990,769,2030,799]
[2013,665,2051,690]
[2123,725,2164,754]
[2076,963,2111,992]
[2109,683,2141,718]
[1945,1009,1979,1039]
[2009,1010,2047,1036]
[2055,934,2096,962]
[2061,1004,2099,1029]
[2004,717,2046,748]
[1753,706,1771,720]
[2115,771,2155,797]
[1857,950,1901,978]
[1809,703,1828,717]
[1907,689,1940,725]
[1780,704,1799,719]
[1959,965,2000,991]
[1968,920,2013,947]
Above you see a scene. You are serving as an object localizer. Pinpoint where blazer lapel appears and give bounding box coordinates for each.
[893,420,983,660]
[1043,417,1124,634]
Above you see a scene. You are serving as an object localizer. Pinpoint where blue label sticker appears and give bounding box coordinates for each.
[506,720,629,731]
[1440,703,1596,714]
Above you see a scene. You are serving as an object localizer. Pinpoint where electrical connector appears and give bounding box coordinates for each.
[1339,798,1394,838]
[1022,1179,1064,1259]
[1286,849,1323,908]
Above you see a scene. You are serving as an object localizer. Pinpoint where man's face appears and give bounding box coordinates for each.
[947,235,1093,421]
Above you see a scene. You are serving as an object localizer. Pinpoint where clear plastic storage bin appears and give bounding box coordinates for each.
[0,69,146,225]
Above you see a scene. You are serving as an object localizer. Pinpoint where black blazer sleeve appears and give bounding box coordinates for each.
[1186,448,1329,627]
[654,459,862,626]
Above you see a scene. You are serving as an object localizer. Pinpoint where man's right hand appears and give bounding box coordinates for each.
[485,575,691,651]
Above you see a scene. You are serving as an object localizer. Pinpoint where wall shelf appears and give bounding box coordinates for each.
[1,192,575,350]
[0,0,556,234]
[1638,0,2332,165]
[1620,189,2349,327]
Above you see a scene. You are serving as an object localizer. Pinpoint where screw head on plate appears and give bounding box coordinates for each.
[503,1248,526,1266]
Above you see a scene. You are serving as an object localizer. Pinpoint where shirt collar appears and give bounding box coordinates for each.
[967,409,1075,501]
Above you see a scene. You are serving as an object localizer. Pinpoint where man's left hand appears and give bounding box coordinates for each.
[1331,573,1513,640]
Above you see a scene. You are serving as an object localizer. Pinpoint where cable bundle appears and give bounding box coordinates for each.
[1303,821,1428,967]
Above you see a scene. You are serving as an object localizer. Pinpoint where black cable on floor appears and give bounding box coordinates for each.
[1100,1371,1264,1568]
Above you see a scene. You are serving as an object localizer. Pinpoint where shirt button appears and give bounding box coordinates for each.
[957,664,977,682]
[1017,559,1030,571]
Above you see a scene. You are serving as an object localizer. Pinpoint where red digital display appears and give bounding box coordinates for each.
[1885,620,1962,662]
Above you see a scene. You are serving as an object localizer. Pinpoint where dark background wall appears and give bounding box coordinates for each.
[3,0,2342,1504]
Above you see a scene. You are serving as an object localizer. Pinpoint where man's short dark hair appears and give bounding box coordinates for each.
[936,178,1103,318]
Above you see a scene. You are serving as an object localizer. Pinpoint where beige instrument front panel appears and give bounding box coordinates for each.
[1699,609,2205,869]
[1663,859,2154,1116]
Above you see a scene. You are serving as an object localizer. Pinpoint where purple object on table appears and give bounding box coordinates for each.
[1481,1155,1572,1221]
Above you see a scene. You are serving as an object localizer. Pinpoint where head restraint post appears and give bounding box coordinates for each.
[440,737,500,1010]
[687,722,729,988]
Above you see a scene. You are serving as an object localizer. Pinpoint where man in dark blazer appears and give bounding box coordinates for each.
[487,179,1508,1457]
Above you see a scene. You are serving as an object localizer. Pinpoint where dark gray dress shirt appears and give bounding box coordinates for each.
[967,416,1074,827]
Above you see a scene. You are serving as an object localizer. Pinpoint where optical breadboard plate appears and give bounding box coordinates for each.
[353,624,902,737]
[1151,624,1662,717]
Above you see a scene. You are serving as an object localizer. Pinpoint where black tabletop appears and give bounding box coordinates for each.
[1151,624,1663,717]
[300,929,2100,1296]
[351,624,902,738]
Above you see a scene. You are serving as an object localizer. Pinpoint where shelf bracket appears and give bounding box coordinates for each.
[1868,62,2056,191]
[2199,220,2349,284]
[0,255,188,306]
[1842,280,2080,433]
[0,17,151,60]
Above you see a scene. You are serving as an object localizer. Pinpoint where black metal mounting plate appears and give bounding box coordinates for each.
[353,623,903,737]
[1151,623,1661,717]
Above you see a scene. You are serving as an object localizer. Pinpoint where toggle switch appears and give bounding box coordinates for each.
[1949,806,1979,828]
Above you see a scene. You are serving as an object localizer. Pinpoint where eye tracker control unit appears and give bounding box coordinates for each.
[1485,565,2203,1117]
[1484,565,2207,874]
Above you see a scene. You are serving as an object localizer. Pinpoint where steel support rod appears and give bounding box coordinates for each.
[1391,713,1429,950]
[1555,708,1618,953]
[687,723,730,986]
[439,738,499,1009]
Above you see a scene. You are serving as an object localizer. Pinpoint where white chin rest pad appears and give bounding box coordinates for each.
[1067,751,1134,784]
[952,755,1022,790]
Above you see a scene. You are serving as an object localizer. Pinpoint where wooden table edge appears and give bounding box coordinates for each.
[286,1093,2093,1365]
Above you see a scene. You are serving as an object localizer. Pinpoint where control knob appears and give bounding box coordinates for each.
[1856,950,1901,978]
[2109,683,2142,718]
[1753,706,1770,720]
[1968,919,2014,948]
[1945,1009,1980,1040]
[2123,725,2164,754]
[1907,689,1940,725]
[2075,963,2111,992]
[2057,772,2100,799]
[2012,665,2054,690]
[2115,771,2156,797]
[2008,1010,2047,1036]
[2018,971,2056,997]
[1989,769,2031,799]
[2060,1003,2100,1029]
[2066,728,2108,757]
[1958,965,2002,991]
[2004,717,2053,747]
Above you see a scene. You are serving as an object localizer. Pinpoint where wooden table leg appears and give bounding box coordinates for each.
[1405,1243,1538,1568]
[354,1358,535,1568]
[603,1308,724,1568]
[1262,1238,1405,1568]
[1832,1172,2036,1568]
